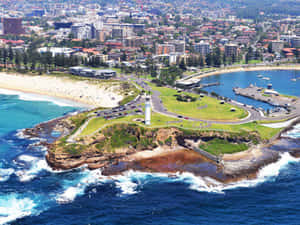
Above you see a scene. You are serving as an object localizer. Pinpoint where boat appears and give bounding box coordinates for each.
[257,74,263,78]
[291,78,297,82]
[262,77,270,80]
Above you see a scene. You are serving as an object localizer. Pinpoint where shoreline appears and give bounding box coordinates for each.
[0,87,91,109]
[20,110,300,188]
[195,65,300,79]
[0,72,124,109]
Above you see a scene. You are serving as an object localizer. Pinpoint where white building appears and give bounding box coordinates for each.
[194,41,210,56]
[145,96,151,125]
[38,47,73,57]
[71,24,94,40]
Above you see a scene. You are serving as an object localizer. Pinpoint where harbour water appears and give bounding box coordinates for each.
[0,70,300,224]
[201,70,300,110]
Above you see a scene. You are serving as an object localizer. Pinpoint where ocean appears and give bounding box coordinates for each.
[1,70,300,225]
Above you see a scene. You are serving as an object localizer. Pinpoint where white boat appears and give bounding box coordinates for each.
[262,77,270,80]
[291,78,297,82]
[257,74,263,78]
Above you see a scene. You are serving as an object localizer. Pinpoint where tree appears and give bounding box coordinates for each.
[15,52,22,69]
[159,65,182,85]
[268,43,273,53]
[23,52,28,70]
[199,56,205,68]
[179,58,187,71]
[213,47,222,67]
[8,46,13,62]
[121,52,127,61]
[206,53,213,67]
[223,52,227,66]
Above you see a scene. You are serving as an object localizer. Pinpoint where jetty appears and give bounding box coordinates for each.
[233,85,297,108]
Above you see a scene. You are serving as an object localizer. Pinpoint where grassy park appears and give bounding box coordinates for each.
[79,110,280,141]
[199,138,248,155]
[149,83,248,121]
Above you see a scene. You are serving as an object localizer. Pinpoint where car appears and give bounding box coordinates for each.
[177,115,183,118]
[184,117,189,120]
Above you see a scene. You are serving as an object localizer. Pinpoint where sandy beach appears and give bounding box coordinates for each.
[195,65,300,79]
[0,72,124,108]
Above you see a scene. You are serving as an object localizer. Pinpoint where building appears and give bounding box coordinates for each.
[168,40,186,53]
[225,43,238,58]
[95,29,107,42]
[124,36,143,48]
[145,96,151,125]
[194,41,210,56]
[27,9,45,17]
[69,67,116,79]
[54,22,73,30]
[3,18,25,35]
[38,47,73,57]
[112,27,133,39]
[271,40,284,53]
[104,23,145,33]
[291,36,300,48]
[156,44,175,55]
[71,24,95,40]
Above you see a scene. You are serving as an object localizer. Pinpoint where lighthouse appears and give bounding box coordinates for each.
[145,96,151,125]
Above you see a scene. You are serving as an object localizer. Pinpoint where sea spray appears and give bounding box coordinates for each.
[56,168,105,204]
[282,124,300,139]
[0,194,37,225]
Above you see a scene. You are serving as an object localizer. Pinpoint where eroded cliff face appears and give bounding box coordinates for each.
[46,125,182,170]
[45,124,260,172]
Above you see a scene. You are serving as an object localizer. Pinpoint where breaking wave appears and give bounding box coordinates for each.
[56,169,105,204]
[0,194,38,225]
[282,124,300,139]
[15,155,52,182]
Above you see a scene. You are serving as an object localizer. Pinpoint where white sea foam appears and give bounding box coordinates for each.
[106,153,300,195]
[0,88,79,107]
[114,175,138,195]
[56,169,105,204]
[0,168,14,182]
[18,155,37,162]
[15,129,29,139]
[16,158,52,182]
[0,194,37,225]
[282,124,300,139]
[52,151,300,205]
[175,152,300,193]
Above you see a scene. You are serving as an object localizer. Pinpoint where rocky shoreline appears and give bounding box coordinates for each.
[22,114,300,185]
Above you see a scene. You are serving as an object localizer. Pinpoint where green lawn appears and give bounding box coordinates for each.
[199,138,248,155]
[149,84,248,121]
[80,109,279,141]
[80,112,209,136]
[210,122,281,140]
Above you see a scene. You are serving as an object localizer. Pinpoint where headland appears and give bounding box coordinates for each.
[10,68,300,187]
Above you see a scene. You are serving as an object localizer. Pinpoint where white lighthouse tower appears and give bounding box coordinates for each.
[145,96,151,125]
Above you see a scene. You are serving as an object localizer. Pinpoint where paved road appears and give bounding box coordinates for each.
[133,77,300,125]
[117,74,300,125]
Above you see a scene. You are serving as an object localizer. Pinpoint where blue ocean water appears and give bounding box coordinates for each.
[201,70,300,110]
[0,71,300,224]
